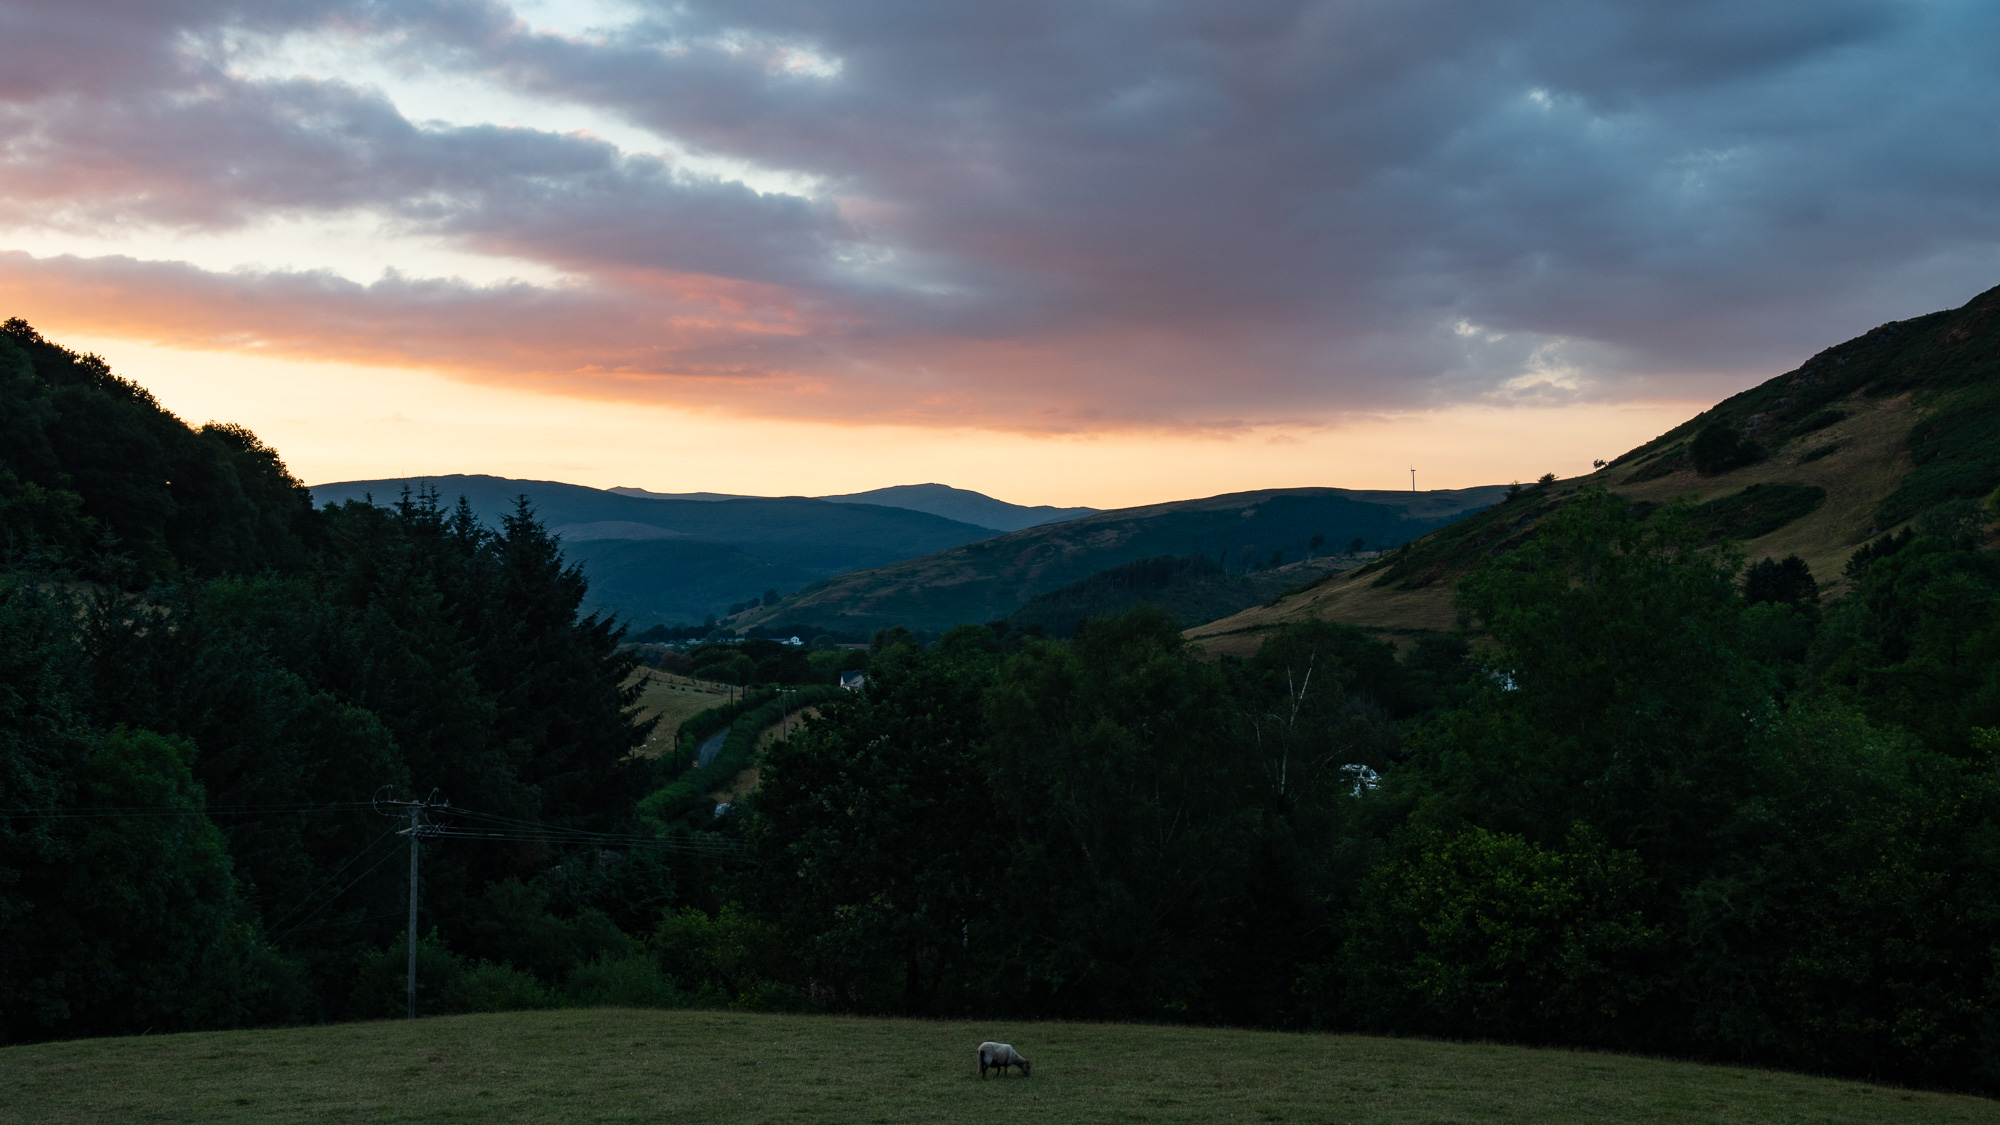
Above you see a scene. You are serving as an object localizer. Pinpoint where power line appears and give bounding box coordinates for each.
[422,806,749,860]
[16,784,749,1022]
[269,844,408,943]
[414,825,747,858]
[278,910,406,936]
[3,800,745,856]
[0,802,376,820]
[370,788,751,1018]
[262,826,404,935]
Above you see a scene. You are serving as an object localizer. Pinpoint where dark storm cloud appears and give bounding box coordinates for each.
[4,0,1999,425]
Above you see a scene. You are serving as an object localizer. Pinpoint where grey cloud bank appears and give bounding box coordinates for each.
[2,0,1997,427]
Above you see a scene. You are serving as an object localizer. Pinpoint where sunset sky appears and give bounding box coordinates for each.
[5,0,1998,507]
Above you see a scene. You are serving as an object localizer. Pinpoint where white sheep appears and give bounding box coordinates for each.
[977,1041,1031,1078]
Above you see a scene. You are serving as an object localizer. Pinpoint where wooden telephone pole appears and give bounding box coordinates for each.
[385,792,447,1019]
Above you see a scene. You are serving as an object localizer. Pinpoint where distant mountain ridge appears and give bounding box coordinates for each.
[814,483,1097,531]
[307,474,998,628]
[736,484,1509,636]
[603,488,751,503]
[605,481,1096,532]
[311,474,1505,636]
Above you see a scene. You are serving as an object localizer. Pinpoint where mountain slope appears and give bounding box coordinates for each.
[310,475,986,555]
[1004,552,1354,637]
[604,487,751,502]
[736,485,1507,636]
[814,483,1096,531]
[607,481,1096,531]
[1190,285,2000,655]
[558,539,831,628]
[307,475,997,626]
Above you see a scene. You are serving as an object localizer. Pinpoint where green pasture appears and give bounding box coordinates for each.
[4,1009,1995,1125]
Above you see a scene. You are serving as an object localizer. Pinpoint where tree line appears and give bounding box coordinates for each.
[737,489,2000,1089]
[4,319,1999,1091]
[0,321,665,1037]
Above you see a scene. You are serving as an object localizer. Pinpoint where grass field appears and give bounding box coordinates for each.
[626,671,734,757]
[3,1009,1995,1124]
[700,707,826,803]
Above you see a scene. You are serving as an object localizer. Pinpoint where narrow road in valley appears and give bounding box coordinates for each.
[696,729,728,767]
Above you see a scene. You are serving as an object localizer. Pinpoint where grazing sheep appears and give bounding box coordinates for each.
[977,1041,1031,1078]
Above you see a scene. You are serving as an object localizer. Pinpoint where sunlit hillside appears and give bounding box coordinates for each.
[1191,285,2000,655]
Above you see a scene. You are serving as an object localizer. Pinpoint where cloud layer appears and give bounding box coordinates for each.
[5,0,1999,430]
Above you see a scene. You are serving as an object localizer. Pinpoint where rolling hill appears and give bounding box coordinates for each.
[307,475,1000,628]
[603,481,1097,531]
[1189,284,2000,656]
[815,483,1097,531]
[736,485,1509,636]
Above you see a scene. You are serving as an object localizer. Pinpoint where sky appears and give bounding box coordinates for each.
[4,0,1999,507]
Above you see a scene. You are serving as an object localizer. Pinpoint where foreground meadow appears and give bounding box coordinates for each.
[3,1009,1996,1125]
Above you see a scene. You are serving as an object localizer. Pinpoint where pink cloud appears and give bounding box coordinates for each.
[0,249,1353,431]
[3,0,2000,434]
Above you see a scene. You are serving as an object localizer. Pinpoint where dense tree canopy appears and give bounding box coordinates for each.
[741,488,2000,1089]
[4,322,1999,1093]
[0,323,659,1039]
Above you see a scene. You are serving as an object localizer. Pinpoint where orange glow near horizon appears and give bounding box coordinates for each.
[60,334,1709,509]
[7,1,1993,521]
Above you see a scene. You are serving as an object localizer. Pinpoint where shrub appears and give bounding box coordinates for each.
[673,690,777,757]
[350,931,556,1016]
[1875,382,2000,524]
[1689,421,1764,474]
[562,954,685,1008]
[454,878,632,982]
[1691,483,1825,543]
[734,981,810,1013]
[1844,527,1913,578]
[1914,497,1989,550]
[452,962,554,1013]
[349,930,470,1018]
[1743,555,1818,606]
[1344,825,1662,1041]
[652,905,788,1004]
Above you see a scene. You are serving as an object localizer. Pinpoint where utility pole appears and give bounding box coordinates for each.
[385,791,446,1019]
[406,802,419,1020]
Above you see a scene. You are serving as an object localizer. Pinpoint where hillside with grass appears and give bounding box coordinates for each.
[1003,551,1356,637]
[6,1009,1995,1125]
[623,668,735,758]
[736,485,1507,636]
[1190,285,2000,655]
